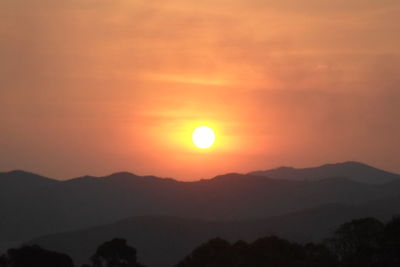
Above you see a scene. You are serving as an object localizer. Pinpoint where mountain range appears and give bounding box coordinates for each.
[1,161,400,266]
[29,197,400,267]
[249,161,400,184]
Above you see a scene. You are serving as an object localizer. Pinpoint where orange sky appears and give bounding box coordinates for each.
[1,0,399,180]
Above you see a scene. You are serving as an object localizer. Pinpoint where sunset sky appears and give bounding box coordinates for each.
[1,0,399,180]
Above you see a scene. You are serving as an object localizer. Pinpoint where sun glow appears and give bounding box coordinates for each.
[192,126,216,149]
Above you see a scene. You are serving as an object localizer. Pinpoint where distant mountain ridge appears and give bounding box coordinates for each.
[248,161,400,184]
[0,170,59,197]
[2,161,397,185]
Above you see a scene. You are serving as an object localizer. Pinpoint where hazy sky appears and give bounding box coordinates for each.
[1,0,399,180]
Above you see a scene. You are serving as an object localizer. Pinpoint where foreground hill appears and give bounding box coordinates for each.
[30,195,400,267]
[1,162,400,250]
[249,161,400,184]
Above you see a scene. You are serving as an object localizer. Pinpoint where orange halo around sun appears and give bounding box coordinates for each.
[192,126,216,149]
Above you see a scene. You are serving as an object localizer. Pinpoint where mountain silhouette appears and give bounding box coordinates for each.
[29,196,400,267]
[248,161,400,184]
[1,162,400,259]
[0,170,58,196]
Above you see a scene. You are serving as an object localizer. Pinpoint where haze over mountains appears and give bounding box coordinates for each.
[1,161,400,266]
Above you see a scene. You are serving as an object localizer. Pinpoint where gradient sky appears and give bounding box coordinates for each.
[1,0,399,180]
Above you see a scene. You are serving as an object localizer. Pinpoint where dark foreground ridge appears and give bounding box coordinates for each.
[1,216,400,267]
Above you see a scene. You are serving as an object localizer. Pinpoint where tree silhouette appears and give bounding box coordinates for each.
[90,238,145,267]
[247,236,302,267]
[176,237,232,267]
[0,254,7,267]
[230,240,250,267]
[303,243,338,267]
[327,217,384,267]
[176,236,338,267]
[0,245,74,267]
[382,215,400,267]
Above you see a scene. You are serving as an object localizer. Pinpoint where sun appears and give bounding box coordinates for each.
[192,126,215,149]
